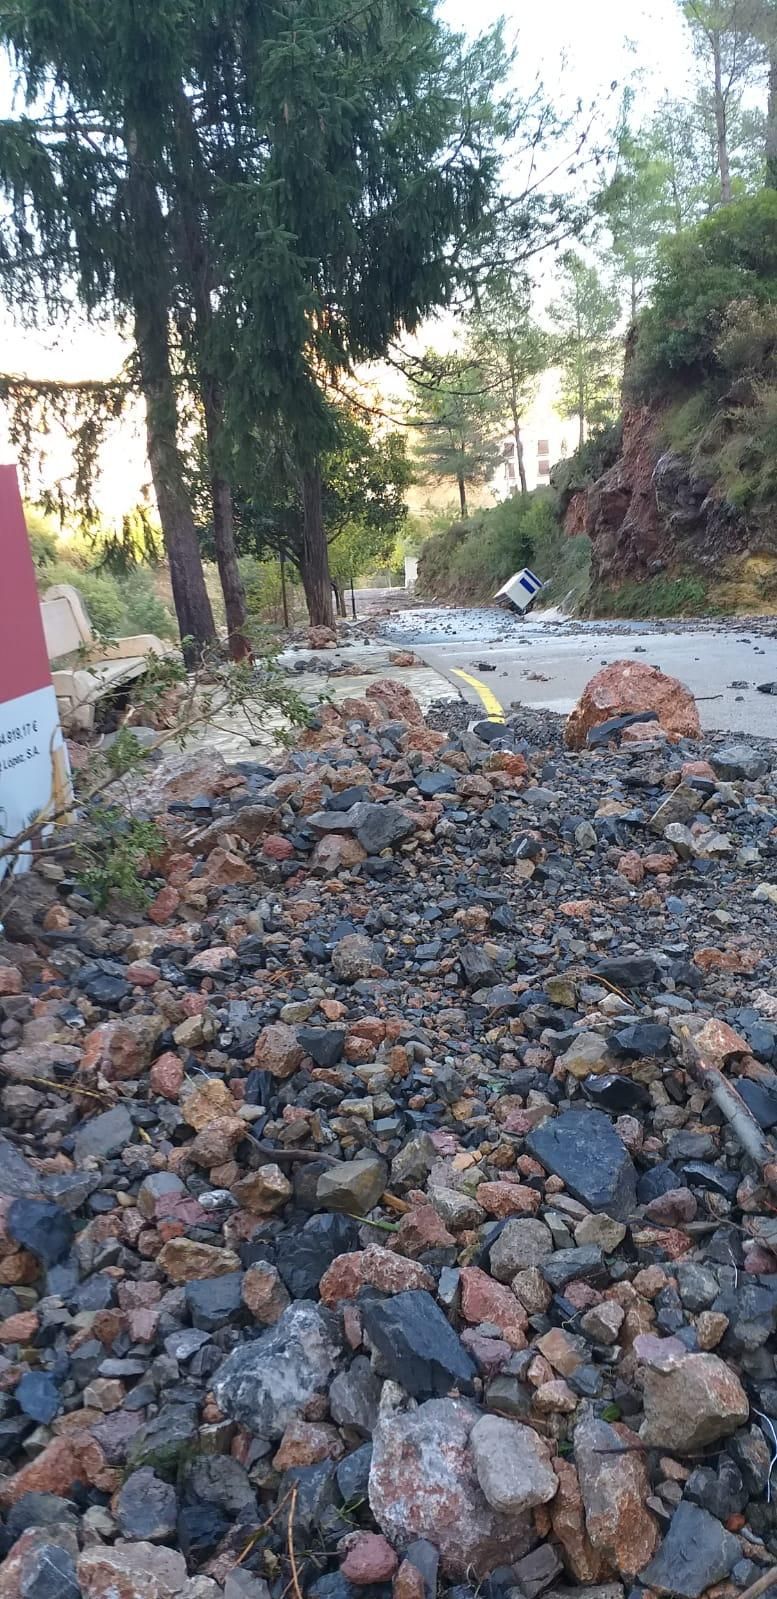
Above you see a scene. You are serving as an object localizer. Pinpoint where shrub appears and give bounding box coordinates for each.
[416,491,590,609]
[631,192,777,400]
[593,573,711,618]
[40,560,125,638]
[550,423,623,512]
[120,569,177,639]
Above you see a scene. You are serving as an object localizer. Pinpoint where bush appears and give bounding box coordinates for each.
[416,490,590,610]
[550,423,623,512]
[40,558,176,642]
[631,192,777,399]
[593,573,711,618]
[120,569,177,639]
[41,560,126,638]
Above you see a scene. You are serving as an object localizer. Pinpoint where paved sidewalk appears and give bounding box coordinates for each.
[194,640,458,763]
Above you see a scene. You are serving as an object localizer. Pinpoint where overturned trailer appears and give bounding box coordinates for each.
[494,567,545,615]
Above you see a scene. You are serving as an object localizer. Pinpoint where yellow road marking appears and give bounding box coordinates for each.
[451,668,506,723]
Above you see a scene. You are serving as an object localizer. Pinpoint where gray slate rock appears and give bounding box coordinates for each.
[0,1134,42,1198]
[711,742,771,781]
[213,1301,344,1441]
[74,1105,134,1162]
[329,1355,382,1436]
[361,1289,476,1398]
[639,1500,741,1598]
[316,1154,388,1214]
[115,1468,178,1541]
[527,1108,637,1220]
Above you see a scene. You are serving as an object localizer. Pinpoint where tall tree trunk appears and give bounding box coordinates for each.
[712,34,733,203]
[333,582,347,619]
[126,131,216,660]
[173,89,249,659]
[509,371,528,497]
[767,48,777,191]
[300,465,335,629]
[458,474,468,518]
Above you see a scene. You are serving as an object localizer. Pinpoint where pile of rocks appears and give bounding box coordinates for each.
[0,668,776,1599]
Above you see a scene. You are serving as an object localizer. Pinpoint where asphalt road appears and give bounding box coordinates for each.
[377,605,777,739]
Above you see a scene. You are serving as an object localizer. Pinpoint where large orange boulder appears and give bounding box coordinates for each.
[565,660,700,749]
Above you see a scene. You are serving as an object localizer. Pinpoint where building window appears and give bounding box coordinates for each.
[506,461,516,481]
[537,439,549,456]
[538,459,551,476]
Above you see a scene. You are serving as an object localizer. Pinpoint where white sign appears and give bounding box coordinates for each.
[0,466,72,876]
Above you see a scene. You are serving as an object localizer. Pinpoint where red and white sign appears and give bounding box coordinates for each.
[0,465,71,877]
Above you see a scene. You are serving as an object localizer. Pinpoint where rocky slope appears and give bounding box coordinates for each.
[0,677,776,1599]
[564,394,777,610]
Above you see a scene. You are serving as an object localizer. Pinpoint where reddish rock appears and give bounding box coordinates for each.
[0,1432,106,1507]
[187,945,234,973]
[78,1542,187,1599]
[0,1310,38,1342]
[566,661,700,750]
[574,1413,659,1577]
[253,1022,305,1079]
[0,967,22,997]
[157,1238,240,1284]
[200,846,254,888]
[644,1187,698,1226]
[550,1457,604,1583]
[148,885,180,926]
[312,834,368,873]
[394,1206,455,1256]
[273,1419,344,1470]
[319,1245,434,1306]
[232,1164,292,1214]
[643,852,676,874]
[149,1052,184,1101]
[366,678,424,726]
[181,1078,235,1130]
[126,961,160,987]
[694,1018,750,1060]
[616,851,644,884]
[263,833,296,861]
[188,1116,246,1169]
[639,1352,749,1450]
[393,1560,426,1599]
[476,1181,541,1219]
[80,1016,162,1083]
[368,1398,534,1579]
[341,1533,399,1585]
[242,1262,291,1324]
[308,626,337,648]
[459,1267,528,1347]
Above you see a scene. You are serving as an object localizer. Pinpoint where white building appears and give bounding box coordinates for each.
[492,369,572,498]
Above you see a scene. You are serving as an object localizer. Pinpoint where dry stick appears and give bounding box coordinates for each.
[678,1027,777,1196]
[287,1484,304,1599]
[737,1569,777,1599]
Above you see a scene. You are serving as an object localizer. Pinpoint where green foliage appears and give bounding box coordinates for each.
[467,281,549,488]
[76,809,164,911]
[549,254,622,447]
[38,558,176,643]
[550,423,623,512]
[599,97,678,316]
[594,573,712,617]
[120,570,177,640]
[416,489,589,607]
[408,352,503,515]
[631,192,777,397]
[24,506,59,568]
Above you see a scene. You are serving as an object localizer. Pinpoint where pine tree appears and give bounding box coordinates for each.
[549,254,622,450]
[469,279,549,495]
[409,354,503,518]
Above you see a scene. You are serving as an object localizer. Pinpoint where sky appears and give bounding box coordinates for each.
[0,0,697,520]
